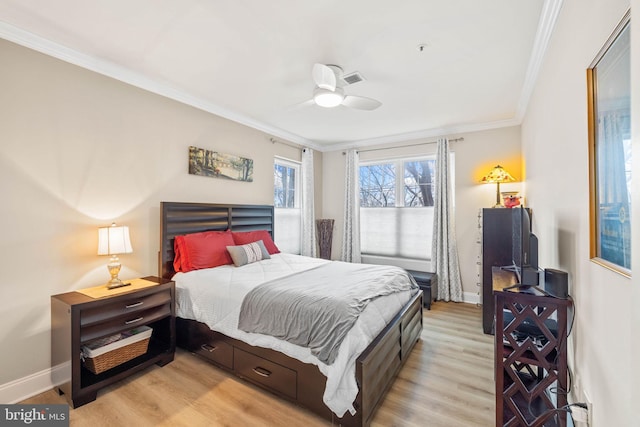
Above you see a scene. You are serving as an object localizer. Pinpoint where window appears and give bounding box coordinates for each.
[359,156,442,261]
[274,158,301,254]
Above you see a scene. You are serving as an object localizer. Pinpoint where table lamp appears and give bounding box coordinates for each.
[481,165,515,208]
[98,223,133,289]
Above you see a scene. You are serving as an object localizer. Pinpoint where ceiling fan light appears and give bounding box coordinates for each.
[313,87,344,108]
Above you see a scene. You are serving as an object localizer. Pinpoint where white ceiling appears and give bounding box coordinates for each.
[0,0,562,150]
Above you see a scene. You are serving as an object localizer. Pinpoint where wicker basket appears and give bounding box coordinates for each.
[82,326,152,374]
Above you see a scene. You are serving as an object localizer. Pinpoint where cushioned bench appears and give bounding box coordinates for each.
[406,270,437,310]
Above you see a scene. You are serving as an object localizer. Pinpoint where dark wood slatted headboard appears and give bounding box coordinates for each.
[159,202,275,279]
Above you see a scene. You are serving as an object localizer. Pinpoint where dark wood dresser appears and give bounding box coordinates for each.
[482,208,530,334]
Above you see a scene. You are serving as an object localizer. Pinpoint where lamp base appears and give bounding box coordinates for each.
[492,182,504,208]
[105,255,131,289]
[106,278,131,290]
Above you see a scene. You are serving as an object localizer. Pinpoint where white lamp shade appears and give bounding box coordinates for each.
[98,224,133,255]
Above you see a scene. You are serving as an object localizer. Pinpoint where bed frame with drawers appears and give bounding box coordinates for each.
[159,202,423,426]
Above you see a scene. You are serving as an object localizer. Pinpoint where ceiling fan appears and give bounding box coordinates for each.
[309,63,382,111]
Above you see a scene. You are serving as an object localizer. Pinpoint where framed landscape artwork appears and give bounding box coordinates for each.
[189,146,253,182]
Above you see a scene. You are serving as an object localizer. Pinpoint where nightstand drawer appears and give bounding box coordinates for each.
[235,348,297,399]
[80,303,171,343]
[81,289,172,327]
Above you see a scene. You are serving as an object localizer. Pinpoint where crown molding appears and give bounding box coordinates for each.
[321,118,521,152]
[0,20,313,149]
[515,0,565,122]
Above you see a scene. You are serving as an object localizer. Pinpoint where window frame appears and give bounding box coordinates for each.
[274,157,301,209]
[358,154,441,263]
[274,157,302,255]
[359,156,436,208]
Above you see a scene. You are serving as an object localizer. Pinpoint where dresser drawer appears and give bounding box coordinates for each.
[194,337,233,369]
[80,303,171,343]
[234,348,297,399]
[80,289,172,327]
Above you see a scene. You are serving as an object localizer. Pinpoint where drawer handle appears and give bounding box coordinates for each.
[125,302,143,309]
[252,367,272,378]
[201,344,217,352]
[125,317,143,325]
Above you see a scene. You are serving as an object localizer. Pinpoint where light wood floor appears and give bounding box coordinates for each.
[22,302,495,426]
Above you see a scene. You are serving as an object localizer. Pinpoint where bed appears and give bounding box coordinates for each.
[159,202,423,426]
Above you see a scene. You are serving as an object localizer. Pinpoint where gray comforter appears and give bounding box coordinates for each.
[237,261,418,365]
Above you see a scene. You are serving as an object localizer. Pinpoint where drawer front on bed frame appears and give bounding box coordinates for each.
[234,348,297,399]
[177,320,234,370]
[194,336,234,369]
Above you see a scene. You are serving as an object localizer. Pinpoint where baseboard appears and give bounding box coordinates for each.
[0,362,69,404]
[463,291,480,305]
[433,292,480,305]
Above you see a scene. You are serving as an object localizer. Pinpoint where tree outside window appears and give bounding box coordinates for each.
[360,163,396,207]
[274,162,297,208]
[404,160,435,207]
[359,159,435,208]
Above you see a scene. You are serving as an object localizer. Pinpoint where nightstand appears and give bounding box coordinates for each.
[51,276,175,408]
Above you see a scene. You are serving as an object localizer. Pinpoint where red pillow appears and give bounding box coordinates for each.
[231,230,280,255]
[173,230,235,272]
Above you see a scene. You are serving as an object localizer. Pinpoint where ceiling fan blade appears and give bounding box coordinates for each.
[312,63,336,91]
[342,95,382,111]
[285,99,315,111]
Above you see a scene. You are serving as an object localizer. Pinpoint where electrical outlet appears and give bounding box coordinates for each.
[584,390,593,427]
[572,405,588,424]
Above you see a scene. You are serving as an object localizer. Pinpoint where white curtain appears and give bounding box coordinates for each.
[341,149,361,263]
[301,148,317,257]
[432,138,463,301]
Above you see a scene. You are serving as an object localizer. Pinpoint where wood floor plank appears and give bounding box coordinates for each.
[22,301,495,426]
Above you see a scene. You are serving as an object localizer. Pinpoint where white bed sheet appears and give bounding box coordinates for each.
[173,253,414,417]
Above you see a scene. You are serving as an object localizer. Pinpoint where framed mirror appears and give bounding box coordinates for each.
[587,10,631,276]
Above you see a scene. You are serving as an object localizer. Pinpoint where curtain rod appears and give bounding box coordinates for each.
[269,137,306,151]
[343,137,464,154]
